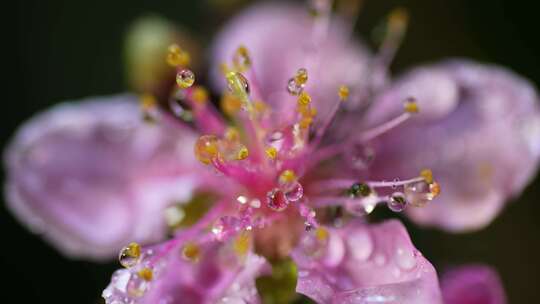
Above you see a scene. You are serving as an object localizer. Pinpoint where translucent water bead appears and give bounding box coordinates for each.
[176,69,195,89]
[119,243,141,268]
[266,188,289,211]
[404,181,440,207]
[387,192,408,212]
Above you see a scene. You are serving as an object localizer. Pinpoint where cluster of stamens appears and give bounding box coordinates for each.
[106,5,441,303]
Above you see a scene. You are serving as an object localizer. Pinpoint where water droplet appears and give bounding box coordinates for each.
[284,182,304,202]
[404,181,434,207]
[349,183,371,197]
[176,69,195,89]
[118,243,141,268]
[250,199,261,208]
[212,216,241,241]
[346,230,373,261]
[287,77,304,95]
[387,192,408,212]
[324,234,345,267]
[169,90,193,122]
[266,188,290,211]
[127,273,150,298]
[227,72,250,95]
[194,135,219,165]
[395,247,416,270]
[374,253,386,266]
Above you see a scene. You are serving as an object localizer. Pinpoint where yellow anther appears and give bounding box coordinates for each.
[254,100,269,115]
[310,107,318,117]
[265,146,278,160]
[429,181,441,198]
[279,170,297,184]
[294,68,308,85]
[139,94,157,111]
[221,93,243,116]
[233,45,252,72]
[236,146,249,160]
[138,268,153,281]
[420,169,433,184]
[388,7,409,35]
[404,98,419,114]
[182,242,201,262]
[299,117,313,129]
[225,127,240,141]
[194,135,220,165]
[220,62,231,76]
[233,232,250,257]
[192,86,209,104]
[338,85,350,101]
[166,44,190,67]
[315,227,329,242]
[297,92,312,106]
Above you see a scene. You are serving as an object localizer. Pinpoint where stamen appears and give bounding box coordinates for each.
[220,93,242,117]
[338,85,350,101]
[279,170,297,185]
[233,232,251,257]
[137,268,153,282]
[403,97,419,113]
[181,242,201,262]
[191,86,209,104]
[232,45,252,72]
[265,146,278,160]
[297,91,312,106]
[236,146,249,160]
[287,68,308,96]
[166,43,190,67]
[358,111,412,142]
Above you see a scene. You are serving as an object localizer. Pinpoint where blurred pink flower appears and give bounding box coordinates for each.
[4,95,203,259]
[441,264,507,304]
[365,60,540,231]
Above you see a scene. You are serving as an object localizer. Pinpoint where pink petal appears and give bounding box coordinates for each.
[4,94,203,260]
[364,60,540,232]
[103,237,270,304]
[210,3,371,126]
[441,265,507,304]
[292,220,443,303]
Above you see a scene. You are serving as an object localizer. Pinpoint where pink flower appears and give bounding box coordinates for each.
[365,60,540,231]
[4,95,204,259]
[441,264,507,304]
[3,2,532,303]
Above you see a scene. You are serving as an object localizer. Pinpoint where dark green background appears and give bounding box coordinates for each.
[4,0,540,303]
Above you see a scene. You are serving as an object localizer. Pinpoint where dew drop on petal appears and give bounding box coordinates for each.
[346,230,373,261]
[387,192,408,212]
[194,135,219,165]
[404,181,433,207]
[284,182,304,202]
[287,77,304,96]
[118,243,141,268]
[127,274,149,298]
[395,246,416,270]
[176,69,195,89]
[266,188,290,211]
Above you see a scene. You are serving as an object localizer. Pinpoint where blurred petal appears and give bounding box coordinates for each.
[365,60,540,231]
[292,220,442,303]
[103,235,270,304]
[210,3,371,126]
[441,264,506,304]
[4,94,202,259]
